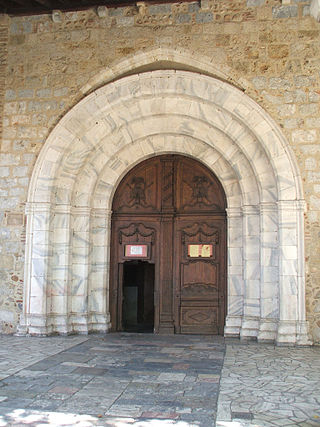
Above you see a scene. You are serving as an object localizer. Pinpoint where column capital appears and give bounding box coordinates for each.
[226,207,242,218]
[242,205,259,215]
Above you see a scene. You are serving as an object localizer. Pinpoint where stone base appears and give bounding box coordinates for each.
[16,312,111,336]
[257,318,277,342]
[276,320,312,346]
[296,321,312,346]
[224,316,310,346]
[224,315,242,337]
[240,316,260,340]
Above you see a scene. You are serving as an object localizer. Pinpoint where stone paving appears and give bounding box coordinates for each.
[0,333,225,426]
[0,334,319,426]
[216,340,320,427]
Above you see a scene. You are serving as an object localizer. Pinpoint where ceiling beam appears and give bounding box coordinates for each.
[8,0,32,6]
[0,0,198,16]
[33,0,53,8]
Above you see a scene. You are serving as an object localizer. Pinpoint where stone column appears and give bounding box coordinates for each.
[49,204,72,334]
[296,200,311,345]
[276,200,310,345]
[17,202,52,335]
[258,203,279,342]
[88,208,112,333]
[224,207,244,337]
[70,206,91,333]
[240,205,261,339]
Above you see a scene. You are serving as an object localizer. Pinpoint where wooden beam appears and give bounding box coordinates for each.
[8,0,32,6]
[33,0,53,8]
[1,0,197,16]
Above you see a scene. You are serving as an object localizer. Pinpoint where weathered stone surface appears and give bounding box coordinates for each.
[272,5,298,18]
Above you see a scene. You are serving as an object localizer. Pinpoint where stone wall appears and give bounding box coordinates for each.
[0,0,319,342]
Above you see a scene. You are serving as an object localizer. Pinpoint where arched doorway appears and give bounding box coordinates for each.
[110,155,227,334]
[18,68,310,345]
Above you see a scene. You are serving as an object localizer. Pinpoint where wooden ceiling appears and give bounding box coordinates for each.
[0,0,163,15]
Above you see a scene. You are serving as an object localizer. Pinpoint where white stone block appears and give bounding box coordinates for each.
[92,246,107,263]
[261,282,278,299]
[281,259,298,277]
[228,265,243,276]
[29,296,46,315]
[72,263,89,279]
[281,245,298,260]
[53,247,71,266]
[51,280,67,297]
[71,296,88,313]
[73,231,90,248]
[280,275,298,296]
[280,228,297,246]
[72,246,89,264]
[51,228,71,244]
[261,266,278,282]
[228,247,243,266]
[73,216,90,232]
[246,280,260,298]
[228,274,244,296]
[228,295,244,316]
[33,230,50,246]
[31,258,48,277]
[243,300,260,317]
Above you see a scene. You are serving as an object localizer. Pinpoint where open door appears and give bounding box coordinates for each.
[122,261,155,332]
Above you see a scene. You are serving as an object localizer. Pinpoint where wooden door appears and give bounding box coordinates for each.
[110,155,227,334]
[174,218,226,334]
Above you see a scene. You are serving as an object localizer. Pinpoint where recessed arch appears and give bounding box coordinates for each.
[18,69,310,345]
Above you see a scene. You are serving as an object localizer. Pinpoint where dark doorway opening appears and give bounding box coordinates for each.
[122,261,155,333]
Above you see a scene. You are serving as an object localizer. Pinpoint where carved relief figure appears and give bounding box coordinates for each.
[191,176,211,205]
[127,177,146,206]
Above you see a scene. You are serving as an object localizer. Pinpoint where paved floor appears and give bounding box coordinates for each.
[217,341,320,427]
[0,334,319,427]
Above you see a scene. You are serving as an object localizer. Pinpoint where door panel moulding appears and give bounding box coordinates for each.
[18,66,310,345]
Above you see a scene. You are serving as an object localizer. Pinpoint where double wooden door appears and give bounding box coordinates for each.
[110,155,227,334]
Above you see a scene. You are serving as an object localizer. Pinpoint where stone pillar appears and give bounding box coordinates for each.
[276,201,310,345]
[258,203,279,342]
[49,204,72,334]
[70,206,91,333]
[88,208,112,332]
[224,207,244,337]
[240,205,261,339]
[296,201,310,345]
[17,202,52,335]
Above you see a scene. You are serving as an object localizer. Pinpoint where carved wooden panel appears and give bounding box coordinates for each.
[176,157,226,213]
[112,155,226,215]
[180,306,218,334]
[161,158,174,211]
[181,262,218,299]
[118,222,155,245]
[112,162,159,213]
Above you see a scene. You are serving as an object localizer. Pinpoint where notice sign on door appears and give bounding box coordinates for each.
[125,244,148,258]
[188,244,213,258]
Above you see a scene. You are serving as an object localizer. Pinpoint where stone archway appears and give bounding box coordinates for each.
[19,69,310,345]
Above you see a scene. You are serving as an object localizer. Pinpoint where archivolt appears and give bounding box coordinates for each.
[20,70,309,345]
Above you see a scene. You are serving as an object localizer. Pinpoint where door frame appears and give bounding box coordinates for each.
[110,217,160,332]
[109,154,227,334]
